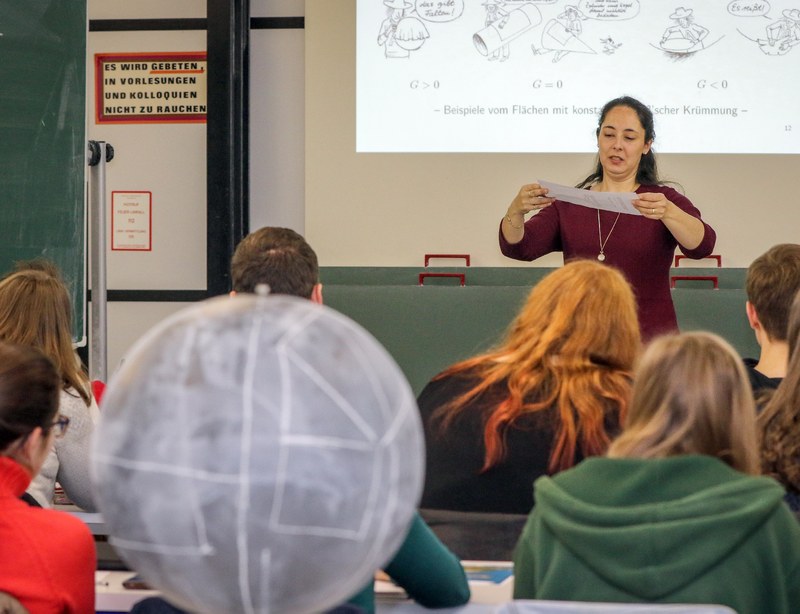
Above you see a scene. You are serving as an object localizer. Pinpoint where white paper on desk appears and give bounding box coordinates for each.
[538,179,641,216]
[374,579,407,599]
[95,571,110,585]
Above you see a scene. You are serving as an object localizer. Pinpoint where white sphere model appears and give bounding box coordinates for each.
[92,294,424,614]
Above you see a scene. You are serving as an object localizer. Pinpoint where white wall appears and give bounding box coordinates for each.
[88,30,208,290]
[90,0,204,20]
[305,0,799,267]
[250,2,305,233]
[87,1,307,374]
[87,2,194,375]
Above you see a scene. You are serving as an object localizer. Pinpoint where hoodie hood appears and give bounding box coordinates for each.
[534,455,785,600]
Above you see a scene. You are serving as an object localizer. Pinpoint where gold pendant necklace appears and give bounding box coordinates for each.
[597,209,621,262]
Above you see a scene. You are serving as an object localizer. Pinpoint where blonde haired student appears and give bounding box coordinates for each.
[0,265,98,510]
[514,332,800,613]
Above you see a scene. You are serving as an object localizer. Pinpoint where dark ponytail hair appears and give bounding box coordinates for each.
[0,343,60,452]
[576,96,660,189]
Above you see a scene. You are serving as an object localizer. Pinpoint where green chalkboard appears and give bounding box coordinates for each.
[0,0,87,342]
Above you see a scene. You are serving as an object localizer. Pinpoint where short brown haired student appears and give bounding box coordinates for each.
[744,243,800,399]
[759,289,800,514]
[420,260,640,516]
[514,332,800,613]
[0,343,95,611]
[230,226,322,301]
[0,265,99,510]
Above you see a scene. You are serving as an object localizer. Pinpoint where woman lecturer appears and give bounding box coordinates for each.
[500,96,716,340]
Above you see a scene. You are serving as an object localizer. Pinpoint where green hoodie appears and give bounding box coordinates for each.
[514,455,800,613]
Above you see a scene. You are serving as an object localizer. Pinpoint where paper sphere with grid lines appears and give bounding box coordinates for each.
[92,294,424,614]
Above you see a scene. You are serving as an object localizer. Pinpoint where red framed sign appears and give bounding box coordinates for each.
[95,52,207,124]
[111,191,152,251]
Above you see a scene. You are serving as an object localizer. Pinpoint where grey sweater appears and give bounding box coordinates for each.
[26,387,99,511]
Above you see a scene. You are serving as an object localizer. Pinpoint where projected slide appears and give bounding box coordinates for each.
[357,1,800,153]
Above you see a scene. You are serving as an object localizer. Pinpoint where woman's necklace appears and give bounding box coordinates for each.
[596,209,621,262]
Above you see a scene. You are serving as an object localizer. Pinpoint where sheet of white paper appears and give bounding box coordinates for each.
[538,180,641,216]
[95,571,111,585]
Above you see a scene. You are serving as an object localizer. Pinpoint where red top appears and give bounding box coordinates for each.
[499,184,716,340]
[0,456,95,613]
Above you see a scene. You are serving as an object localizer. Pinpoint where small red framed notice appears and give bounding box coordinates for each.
[95,52,207,124]
[112,191,152,251]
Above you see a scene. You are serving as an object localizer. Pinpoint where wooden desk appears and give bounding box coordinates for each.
[95,561,514,613]
[377,561,513,612]
[96,571,160,612]
[377,604,499,613]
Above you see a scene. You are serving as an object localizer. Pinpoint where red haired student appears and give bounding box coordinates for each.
[419,260,640,514]
[0,343,95,612]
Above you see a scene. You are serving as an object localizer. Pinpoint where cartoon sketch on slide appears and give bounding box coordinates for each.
[660,7,708,49]
[738,8,800,55]
[473,2,542,60]
[532,5,596,63]
[600,36,622,55]
[766,9,800,51]
[377,0,430,59]
[652,7,722,57]
[483,0,511,61]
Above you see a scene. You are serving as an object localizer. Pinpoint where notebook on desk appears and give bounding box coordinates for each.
[374,561,513,606]
[463,561,514,604]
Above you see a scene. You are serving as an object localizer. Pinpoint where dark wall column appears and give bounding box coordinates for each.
[207,0,249,296]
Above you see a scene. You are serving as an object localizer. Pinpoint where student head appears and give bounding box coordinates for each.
[0,266,88,401]
[93,294,423,613]
[435,259,640,473]
[230,226,321,302]
[759,289,800,489]
[609,332,759,475]
[0,343,61,477]
[506,259,640,369]
[746,243,800,344]
[11,257,63,279]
